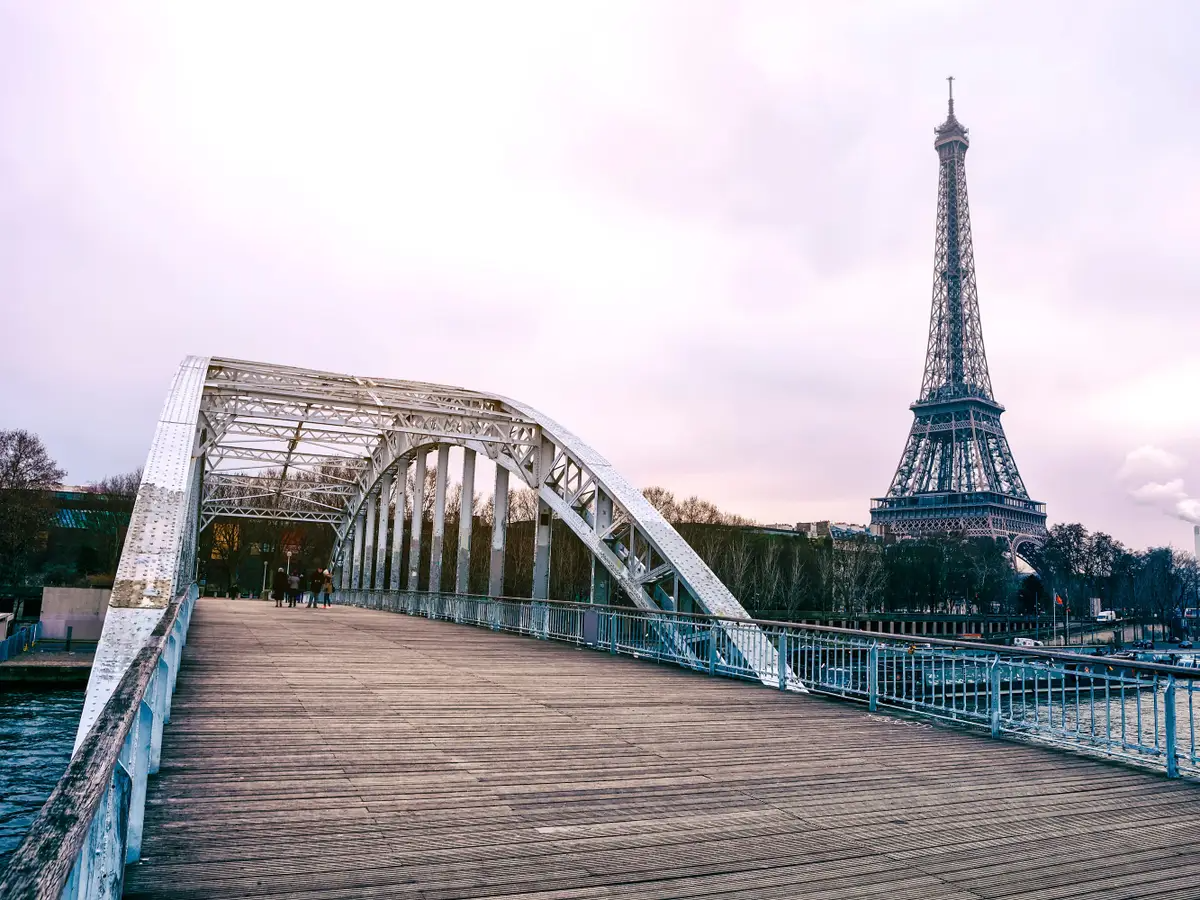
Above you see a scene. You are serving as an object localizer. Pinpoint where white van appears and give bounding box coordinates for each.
[1095,610,1117,623]
[1014,637,1044,648]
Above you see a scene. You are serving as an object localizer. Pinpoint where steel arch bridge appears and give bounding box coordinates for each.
[82,356,775,738]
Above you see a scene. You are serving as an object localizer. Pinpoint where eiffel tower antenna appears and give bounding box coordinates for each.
[870,83,1046,556]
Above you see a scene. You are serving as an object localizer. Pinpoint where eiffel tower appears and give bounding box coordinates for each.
[871,80,1046,553]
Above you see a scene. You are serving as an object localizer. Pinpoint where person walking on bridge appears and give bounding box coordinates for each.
[272,567,288,607]
[322,569,333,607]
[307,569,323,607]
[287,571,300,607]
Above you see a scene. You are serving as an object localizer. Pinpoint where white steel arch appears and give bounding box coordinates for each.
[198,357,751,619]
[82,355,781,741]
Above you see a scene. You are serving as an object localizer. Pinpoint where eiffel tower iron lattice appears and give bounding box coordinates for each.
[870,81,1046,553]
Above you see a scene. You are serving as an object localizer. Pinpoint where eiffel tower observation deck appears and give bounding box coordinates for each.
[871,80,1047,552]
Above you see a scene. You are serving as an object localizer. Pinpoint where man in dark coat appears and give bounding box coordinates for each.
[271,567,288,607]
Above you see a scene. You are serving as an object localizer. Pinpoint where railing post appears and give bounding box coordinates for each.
[989,658,1001,739]
[84,762,132,899]
[777,631,788,691]
[609,612,617,654]
[868,642,879,711]
[708,621,717,675]
[149,659,169,773]
[125,699,155,862]
[1165,675,1178,778]
[163,634,179,724]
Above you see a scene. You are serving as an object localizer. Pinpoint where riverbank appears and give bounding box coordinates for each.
[0,644,93,689]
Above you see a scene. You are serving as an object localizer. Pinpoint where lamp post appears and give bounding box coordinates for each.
[286,550,292,575]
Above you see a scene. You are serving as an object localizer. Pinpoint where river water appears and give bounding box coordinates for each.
[0,690,83,870]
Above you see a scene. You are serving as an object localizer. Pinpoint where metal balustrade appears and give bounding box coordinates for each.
[334,589,1200,780]
[0,621,41,662]
[0,586,197,900]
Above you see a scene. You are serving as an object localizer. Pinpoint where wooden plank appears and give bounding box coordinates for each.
[123,599,1200,900]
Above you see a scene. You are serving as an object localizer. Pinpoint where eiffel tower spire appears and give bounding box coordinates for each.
[871,82,1046,552]
[921,75,992,404]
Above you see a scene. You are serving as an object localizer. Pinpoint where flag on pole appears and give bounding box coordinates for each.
[1055,594,1064,606]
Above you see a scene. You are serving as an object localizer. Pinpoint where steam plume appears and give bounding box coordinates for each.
[1119,446,1200,525]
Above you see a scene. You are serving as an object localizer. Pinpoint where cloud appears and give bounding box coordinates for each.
[2,2,1200,551]
[1129,479,1186,503]
[1117,445,1185,482]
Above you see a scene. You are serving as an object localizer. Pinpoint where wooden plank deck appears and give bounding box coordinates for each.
[124,598,1200,900]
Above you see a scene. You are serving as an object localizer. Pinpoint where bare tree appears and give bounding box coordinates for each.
[0,430,65,586]
[642,486,678,521]
[751,539,783,612]
[507,488,538,522]
[783,548,811,620]
[0,430,65,490]
[840,537,886,614]
[90,467,143,498]
[721,532,754,602]
[814,541,836,612]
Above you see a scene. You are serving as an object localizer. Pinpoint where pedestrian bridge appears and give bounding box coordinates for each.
[4,357,1199,898]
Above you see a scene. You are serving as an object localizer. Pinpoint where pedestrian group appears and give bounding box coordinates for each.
[271,566,333,608]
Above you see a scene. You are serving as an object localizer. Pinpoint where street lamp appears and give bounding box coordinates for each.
[286,550,292,574]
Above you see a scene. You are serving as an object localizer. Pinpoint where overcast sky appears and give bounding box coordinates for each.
[2,1,1198,551]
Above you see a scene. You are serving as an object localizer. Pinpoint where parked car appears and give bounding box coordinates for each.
[1180,640,1194,649]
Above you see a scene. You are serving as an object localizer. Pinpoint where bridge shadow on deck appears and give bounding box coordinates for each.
[125,598,1200,900]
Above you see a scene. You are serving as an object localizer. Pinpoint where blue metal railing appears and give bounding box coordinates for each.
[0,586,197,899]
[334,589,1200,780]
[0,621,42,661]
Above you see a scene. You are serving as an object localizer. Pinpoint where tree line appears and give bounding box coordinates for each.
[5,430,1199,629]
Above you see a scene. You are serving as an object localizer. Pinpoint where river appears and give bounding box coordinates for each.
[0,690,83,870]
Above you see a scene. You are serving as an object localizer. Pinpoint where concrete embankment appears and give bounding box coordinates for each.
[0,646,94,688]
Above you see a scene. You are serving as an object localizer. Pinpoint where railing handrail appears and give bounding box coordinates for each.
[0,596,185,898]
[376,589,1200,680]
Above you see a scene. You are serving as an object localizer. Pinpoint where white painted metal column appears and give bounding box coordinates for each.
[532,499,552,599]
[351,510,365,590]
[531,439,554,599]
[363,491,378,590]
[455,449,476,594]
[374,471,391,590]
[389,461,407,590]
[591,490,613,605]
[428,445,450,592]
[488,466,508,597]
[407,450,427,590]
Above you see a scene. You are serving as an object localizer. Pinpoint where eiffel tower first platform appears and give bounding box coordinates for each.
[871,81,1047,552]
